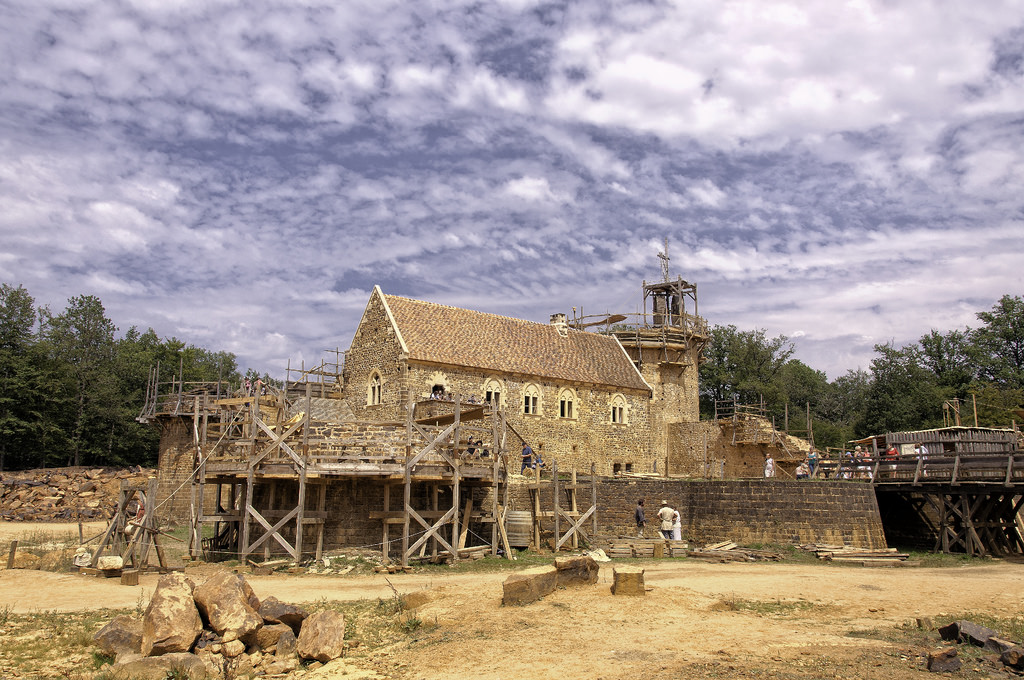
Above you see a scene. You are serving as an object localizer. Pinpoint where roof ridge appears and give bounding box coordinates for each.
[382,293,561,329]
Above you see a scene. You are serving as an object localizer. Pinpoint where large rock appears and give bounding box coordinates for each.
[193,571,263,640]
[94,614,142,659]
[502,566,558,606]
[256,622,293,651]
[938,620,997,646]
[554,555,599,587]
[296,610,346,662]
[276,628,298,660]
[258,595,307,635]
[611,567,645,596]
[926,648,961,673]
[1002,647,1024,670]
[97,555,124,570]
[109,652,207,679]
[141,574,203,656]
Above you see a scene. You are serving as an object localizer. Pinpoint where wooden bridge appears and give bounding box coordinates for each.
[815,452,1024,556]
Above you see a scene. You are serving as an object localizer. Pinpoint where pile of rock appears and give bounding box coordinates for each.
[0,466,153,521]
[926,619,1024,673]
[94,570,346,679]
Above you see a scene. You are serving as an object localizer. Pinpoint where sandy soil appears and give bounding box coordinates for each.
[1,521,1022,679]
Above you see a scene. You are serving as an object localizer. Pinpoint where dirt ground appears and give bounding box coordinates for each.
[2,522,1023,679]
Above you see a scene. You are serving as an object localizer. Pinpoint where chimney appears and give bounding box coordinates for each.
[550,313,568,337]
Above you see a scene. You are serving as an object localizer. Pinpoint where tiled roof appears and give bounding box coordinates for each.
[381,293,650,393]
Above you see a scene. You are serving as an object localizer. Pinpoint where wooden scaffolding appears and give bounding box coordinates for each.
[169,384,511,566]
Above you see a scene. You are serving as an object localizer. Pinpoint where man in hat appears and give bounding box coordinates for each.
[657,500,675,539]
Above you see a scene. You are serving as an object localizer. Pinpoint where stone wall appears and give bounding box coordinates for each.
[405,364,653,476]
[155,417,196,524]
[668,422,805,479]
[342,289,408,422]
[508,478,887,548]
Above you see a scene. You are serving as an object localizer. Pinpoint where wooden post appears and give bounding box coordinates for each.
[382,483,391,565]
[553,460,560,552]
[591,463,598,542]
[570,469,579,550]
[6,540,18,569]
[973,393,979,427]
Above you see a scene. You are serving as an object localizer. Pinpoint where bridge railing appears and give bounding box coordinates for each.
[813,452,1024,485]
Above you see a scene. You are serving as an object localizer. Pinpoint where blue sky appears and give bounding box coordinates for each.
[1,0,1022,380]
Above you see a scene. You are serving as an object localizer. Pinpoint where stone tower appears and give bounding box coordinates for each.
[572,273,709,468]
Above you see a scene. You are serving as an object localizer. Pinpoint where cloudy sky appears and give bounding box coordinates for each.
[2,0,1022,381]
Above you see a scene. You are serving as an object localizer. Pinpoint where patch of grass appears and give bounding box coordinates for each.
[412,551,554,573]
[0,607,125,678]
[717,597,824,617]
[900,549,991,567]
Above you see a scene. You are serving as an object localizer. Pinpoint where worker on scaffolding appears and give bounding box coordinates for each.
[521,442,534,474]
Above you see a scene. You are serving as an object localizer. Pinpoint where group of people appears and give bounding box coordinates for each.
[242,378,266,397]
[767,442,932,480]
[520,443,546,474]
[464,438,490,459]
[428,388,482,404]
[634,498,681,540]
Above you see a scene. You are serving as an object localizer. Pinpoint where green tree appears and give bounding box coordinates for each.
[40,295,119,467]
[972,294,1024,390]
[860,342,945,436]
[699,324,794,415]
[919,328,975,395]
[0,284,48,470]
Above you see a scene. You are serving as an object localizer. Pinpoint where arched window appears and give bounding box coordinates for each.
[558,387,577,419]
[523,383,541,415]
[609,394,627,424]
[483,378,503,407]
[368,372,382,406]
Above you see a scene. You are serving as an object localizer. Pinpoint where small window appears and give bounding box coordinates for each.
[625,463,633,473]
[609,394,627,424]
[558,388,577,420]
[368,372,382,405]
[523,384,541,415]
[483,378,503,407]
[613,462,622,476]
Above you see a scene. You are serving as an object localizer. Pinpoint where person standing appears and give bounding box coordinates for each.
[807,448,819,477]
[520,443,534,474]
[763,453,776,478]
[657,500,674,539]
[634,499,646,538]
[671,508,682,541]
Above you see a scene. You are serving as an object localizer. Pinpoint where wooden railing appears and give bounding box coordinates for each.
[812,452,1024,486]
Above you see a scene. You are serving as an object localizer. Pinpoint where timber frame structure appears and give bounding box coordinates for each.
[140,372,516,567]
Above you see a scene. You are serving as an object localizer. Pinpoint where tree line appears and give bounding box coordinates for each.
[699,294,1024,450]
[0,283,253,471]
[3,282,1021,470]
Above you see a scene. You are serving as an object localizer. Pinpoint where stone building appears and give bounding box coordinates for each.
[340,277,710,476]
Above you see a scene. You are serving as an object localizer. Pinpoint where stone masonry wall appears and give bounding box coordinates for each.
[406,364,653,476]
[668,422,804,479]
[508,478,887,548]
[155,417,196,524]
[342,290,408,422]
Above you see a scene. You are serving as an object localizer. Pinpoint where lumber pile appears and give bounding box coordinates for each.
[801,544,909,564]
[686,541,783,563]
[407,544,491,565]
[0,467,154,521]
[604,538,688,558]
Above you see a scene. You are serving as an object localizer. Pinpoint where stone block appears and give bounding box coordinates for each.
[502,566,558,606]
[611,567,645,596]
[554,555,599,587]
